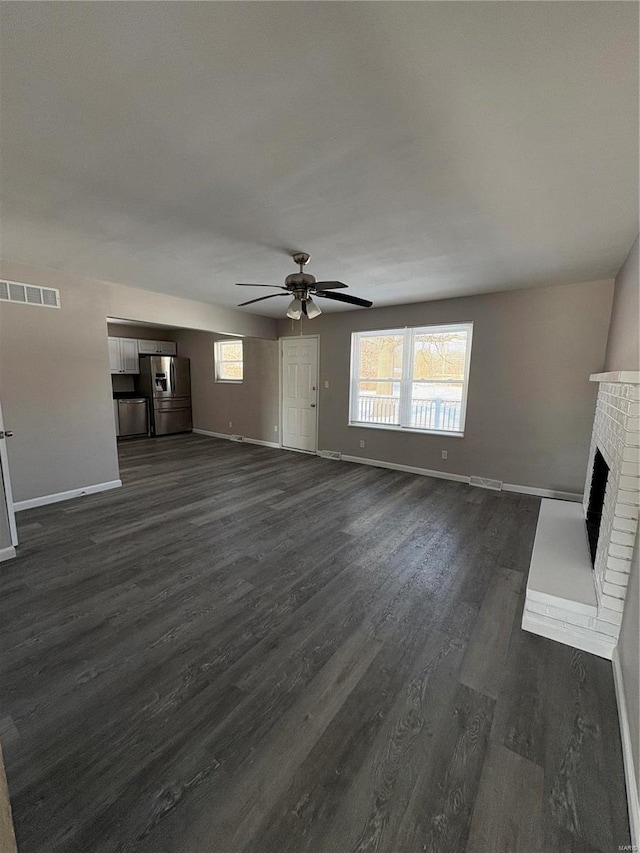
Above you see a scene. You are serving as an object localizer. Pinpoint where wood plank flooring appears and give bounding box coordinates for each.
[0,434,631,852]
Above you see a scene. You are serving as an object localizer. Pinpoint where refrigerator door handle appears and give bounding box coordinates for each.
[170,359,176,396]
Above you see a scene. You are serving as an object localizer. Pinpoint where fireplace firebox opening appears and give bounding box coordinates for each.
[585,448,609,568]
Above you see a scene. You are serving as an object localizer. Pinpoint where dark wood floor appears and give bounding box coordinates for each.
[0,434,630,852]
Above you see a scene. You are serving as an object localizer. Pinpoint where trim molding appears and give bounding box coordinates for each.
[193,429,280,449]
[14,479,122,512]
[502,483,582,502]
[340,454,470,483]
[0,546,16,563]
[613,646,640,848]
[521,611,615,660]
[335,454,583,500]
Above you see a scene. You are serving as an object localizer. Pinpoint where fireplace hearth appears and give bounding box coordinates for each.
[522,370,639,659]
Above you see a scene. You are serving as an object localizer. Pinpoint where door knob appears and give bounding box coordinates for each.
[310,403,316,408]
[0,431,13,438]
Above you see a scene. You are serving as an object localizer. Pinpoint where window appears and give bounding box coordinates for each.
[215,339,244,382]
[349,323,473,434]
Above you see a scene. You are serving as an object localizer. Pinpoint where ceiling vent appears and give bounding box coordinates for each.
[0,279,60,308]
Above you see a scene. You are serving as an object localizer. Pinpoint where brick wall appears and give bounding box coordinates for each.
[584,381,640,635]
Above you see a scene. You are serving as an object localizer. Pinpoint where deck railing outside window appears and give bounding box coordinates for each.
[357,395,462,431]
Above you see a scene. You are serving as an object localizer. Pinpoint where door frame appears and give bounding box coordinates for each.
[279,335,320,454]
[0,397,18,552]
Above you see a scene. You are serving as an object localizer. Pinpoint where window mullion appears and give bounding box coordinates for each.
[399,328,413,427]
[350,333,360,422]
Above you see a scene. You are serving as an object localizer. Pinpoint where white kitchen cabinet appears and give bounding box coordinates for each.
[137,339,177,355]
[108,337,140,374]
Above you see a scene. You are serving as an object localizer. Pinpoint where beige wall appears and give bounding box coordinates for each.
[106,322,180,342]
[279,278,614,494]
[174,330,279,444]
[0,268,121,503]
[605,235,640,372]
[0,260,277,503]
[619,541,639,806]
[605,234,640,813]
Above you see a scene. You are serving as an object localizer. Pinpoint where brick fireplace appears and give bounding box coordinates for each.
[522,371,639,659]
[583,372,640,638]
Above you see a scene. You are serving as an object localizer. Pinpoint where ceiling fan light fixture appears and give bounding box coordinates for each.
[305,298,322,319]
[286,298,303,320]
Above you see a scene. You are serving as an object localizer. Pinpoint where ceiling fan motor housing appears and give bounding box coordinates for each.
[285,272,316,289]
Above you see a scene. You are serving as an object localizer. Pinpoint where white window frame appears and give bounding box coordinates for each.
[349,322,473,436]
[214,339,244,383]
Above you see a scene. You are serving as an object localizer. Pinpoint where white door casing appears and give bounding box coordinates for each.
[0,398,18,549]
[281,336,319,453]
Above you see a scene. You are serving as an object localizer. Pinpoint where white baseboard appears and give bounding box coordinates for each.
[193,429,280,449]
[503,483,583,502]
[244,437,281,449]
[0,546,16,562]
[335,453,583,501]
[14,479,122,512]
[339,454,470,483]
[521,610,615,660]
[613,647,640,848]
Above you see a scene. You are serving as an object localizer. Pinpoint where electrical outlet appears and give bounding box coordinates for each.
[360,440,366,448]
[441,450,448,460]
[324,380,329,389]
[274,425,278,433]
[229,421,233,428]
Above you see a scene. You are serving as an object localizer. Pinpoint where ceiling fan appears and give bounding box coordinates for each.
[236,252,373,319]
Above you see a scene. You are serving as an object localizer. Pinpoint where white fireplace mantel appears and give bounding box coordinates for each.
[590,371,640,384]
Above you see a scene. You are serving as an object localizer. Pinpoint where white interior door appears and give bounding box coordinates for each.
[0,398,18,550]
[281,337,319,452]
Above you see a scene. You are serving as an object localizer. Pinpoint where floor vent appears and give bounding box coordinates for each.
[230,434,244,442]
[319,450,342,460]
[0,279,60,308]
[469,476,503,491]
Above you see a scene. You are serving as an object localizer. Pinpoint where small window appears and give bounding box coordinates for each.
[215,339,243,382]
[349,323,473,435]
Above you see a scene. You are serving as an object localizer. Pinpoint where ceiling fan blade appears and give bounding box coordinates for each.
[314,290,373,308]
[301,300,308,317]
[237,293,289,307]
[235,283,284,288]
[313,280,347,290]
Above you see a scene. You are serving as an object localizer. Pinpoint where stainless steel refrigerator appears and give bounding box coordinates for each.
[138,356,192,436]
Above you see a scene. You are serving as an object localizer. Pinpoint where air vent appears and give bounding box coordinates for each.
[26,286,43,305]
[9,282,25,302]
[0,279,60,309]
[469,476,503,491]
[319,450,342,460]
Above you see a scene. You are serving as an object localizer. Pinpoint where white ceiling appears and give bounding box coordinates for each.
[1,2,637,317]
